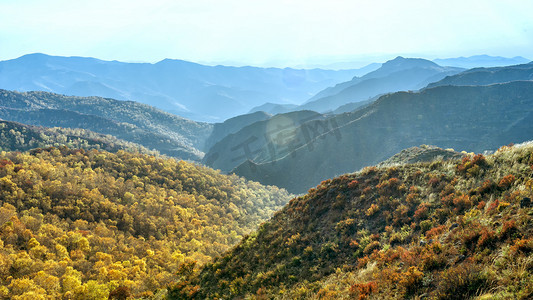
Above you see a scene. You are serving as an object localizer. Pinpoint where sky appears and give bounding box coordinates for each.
[1,0,532,68]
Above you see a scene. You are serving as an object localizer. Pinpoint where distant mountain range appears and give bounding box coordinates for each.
[2,54,528,123]
[0,53,364,122]
[250,57,464,115]
[433,54,530,68]
[0,89,212,160]
[296,62,382,73]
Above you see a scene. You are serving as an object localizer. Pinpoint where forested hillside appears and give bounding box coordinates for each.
[0,148,291,298]
[0,89,212,161]
[0,120,156,155]
[171,142,533,299]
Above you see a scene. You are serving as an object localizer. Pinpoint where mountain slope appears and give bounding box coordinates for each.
[427,61,533,88]
[0,147,291,298]
[0,53,361,121]
[332,97,376,114]
[203,110,324,172]
[0,89,212,160]
[233,81,533,193]
[203,111,272,151]
[170,142,533,299]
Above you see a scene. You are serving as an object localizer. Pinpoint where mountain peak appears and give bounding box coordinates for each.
[14,53,51,63]
[381,56,439,70]
[18,52,49,59]
[155,58,200,67]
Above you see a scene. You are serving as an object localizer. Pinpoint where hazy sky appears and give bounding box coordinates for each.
[1,0,532,67]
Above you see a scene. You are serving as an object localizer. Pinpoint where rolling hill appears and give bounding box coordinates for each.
[0,89,212,161]
[375,145,464,167]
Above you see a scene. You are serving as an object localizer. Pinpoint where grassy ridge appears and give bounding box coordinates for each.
[171,142,533,299]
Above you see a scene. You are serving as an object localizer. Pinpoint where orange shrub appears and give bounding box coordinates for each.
[499,220,518,240]
[477,201,486,209]
[425,225,446,239]
[487,199,500,213]
[498,174,516,188]
[349,281,377,300]
[362,186,373,195]
[428,176,440,187]
[348,180,359,189]
[414,203,429,220]
[452,194,472,213]
[456,154,487,175]
[477,228,496,248]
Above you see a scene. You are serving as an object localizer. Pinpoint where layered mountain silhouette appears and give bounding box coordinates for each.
[231,81,533,193]
[0,53,362,122]
[299,57,464,113]
[0,89,212,160]
[433,54,530,68]
[252,57,464,115]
